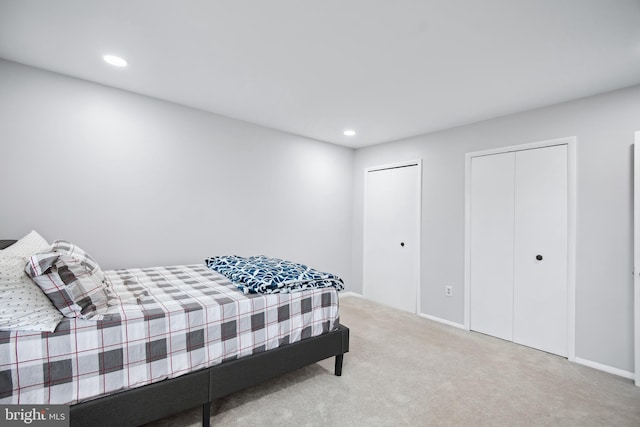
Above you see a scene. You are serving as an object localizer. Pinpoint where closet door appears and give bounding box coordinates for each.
[469,144,568,357]
[469,152,515,341]
[363,163,421,313]
[513,146,568,356]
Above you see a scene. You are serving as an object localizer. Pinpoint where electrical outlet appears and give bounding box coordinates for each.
[445,285,453,297]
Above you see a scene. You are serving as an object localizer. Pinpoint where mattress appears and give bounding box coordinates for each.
[0,264,340,404]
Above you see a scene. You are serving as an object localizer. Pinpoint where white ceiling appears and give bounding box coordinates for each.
[1,1,639,148]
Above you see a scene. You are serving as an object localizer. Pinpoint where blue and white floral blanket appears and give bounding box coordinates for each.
[204,255,344,294]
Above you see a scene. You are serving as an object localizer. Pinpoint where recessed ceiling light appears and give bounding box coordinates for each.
[343,130,356,136]
[103,55,128,67]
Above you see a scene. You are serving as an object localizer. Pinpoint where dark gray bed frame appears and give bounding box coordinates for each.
[0,240,349,427]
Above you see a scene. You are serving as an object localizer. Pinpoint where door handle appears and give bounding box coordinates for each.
[536,255,543,261]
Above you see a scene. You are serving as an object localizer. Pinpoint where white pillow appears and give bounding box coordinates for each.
[0,276,63,332]
[0,230,63,332]
[0,230,51,281]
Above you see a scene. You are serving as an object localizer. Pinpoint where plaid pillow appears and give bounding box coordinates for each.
[25,240,110,319]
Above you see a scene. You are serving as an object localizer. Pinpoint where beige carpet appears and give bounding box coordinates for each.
[148,296,640,426]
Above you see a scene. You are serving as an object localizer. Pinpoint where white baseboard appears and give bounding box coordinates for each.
[339,291,363,299]
[418,312,466,330]
[574,357,634,380]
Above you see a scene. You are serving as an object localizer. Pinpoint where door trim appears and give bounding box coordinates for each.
[363,159,422,314]
[634,131,640,386]
[464,137,577,361]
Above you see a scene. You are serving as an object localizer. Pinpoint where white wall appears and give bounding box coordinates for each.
[0,59,354,287]
[352,84,640,373]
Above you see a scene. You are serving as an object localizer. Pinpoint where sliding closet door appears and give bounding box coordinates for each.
[513,146,568,357]
[469,152,515,341]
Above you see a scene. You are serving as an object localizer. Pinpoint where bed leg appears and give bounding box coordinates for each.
[202,402,211,427]
[334,354,344,376]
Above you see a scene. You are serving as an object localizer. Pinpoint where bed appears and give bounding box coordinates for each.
[0,237,349,426]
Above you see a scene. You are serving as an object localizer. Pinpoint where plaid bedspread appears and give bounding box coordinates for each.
[0,264,340,405]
